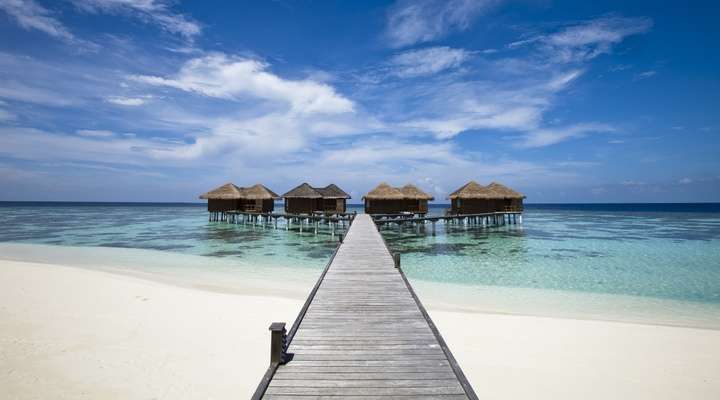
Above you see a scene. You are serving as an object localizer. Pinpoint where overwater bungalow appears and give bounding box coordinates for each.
[282,183,351,214]
[487,182,525,212]
[363,183,433,215]
[199,183,279,213]
[399,184,434,214]
[448,181,524,214]
[316,184,351,213]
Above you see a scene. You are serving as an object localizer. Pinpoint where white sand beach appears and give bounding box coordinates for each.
[2,259,720,400]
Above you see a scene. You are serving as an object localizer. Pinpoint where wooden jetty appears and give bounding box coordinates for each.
[252,214,477,399]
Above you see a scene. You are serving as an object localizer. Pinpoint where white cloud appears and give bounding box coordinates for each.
[620,180,647,186]
[322,138,456,165]
[389,69,582,139]
[518,123,616,148]
[295,137,578,196]
[0,107,16,121]
[76,129,115,137]
[512,16,653,63]
[544,69,584,90]
[634,70,656,80]
[0,127,161,165]
[70,0,201,38]
[0,0,75,41]
[0,81,76,106]
[132,53,354,114]
[385,0,497,48]
[106,96,146,106]
[368,17,650,147]
[403,106,542,139]
[679,177,693,184]
[389,46,470,78]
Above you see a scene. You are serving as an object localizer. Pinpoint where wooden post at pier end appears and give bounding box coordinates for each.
[268,322,287,365]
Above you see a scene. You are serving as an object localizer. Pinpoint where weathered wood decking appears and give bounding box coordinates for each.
[254,214,477,399]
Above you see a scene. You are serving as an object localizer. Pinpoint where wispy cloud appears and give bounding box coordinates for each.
[634,70,657,80]
[510,16,653,63]
[385,0,497,48]
[0,99,16,121]
[0,0,75,41]
[76,129,115,137]
[385,69,583,140]
[132,53,355,114]
[389,46,470,78]
[518,123,616,148]
[0,126,160,165]
[106,96,147,106]
[370,16,651,146]
[0,81,77,106]
[70,0,201,38]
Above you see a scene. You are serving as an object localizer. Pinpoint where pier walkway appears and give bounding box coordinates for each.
[253,214,477,399]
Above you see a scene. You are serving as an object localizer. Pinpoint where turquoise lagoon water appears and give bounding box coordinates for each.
[1,202,720,327]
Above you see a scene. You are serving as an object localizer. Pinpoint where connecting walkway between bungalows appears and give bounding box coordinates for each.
[253,214,477,399]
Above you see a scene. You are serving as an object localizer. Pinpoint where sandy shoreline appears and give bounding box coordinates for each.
[2,259,720,399]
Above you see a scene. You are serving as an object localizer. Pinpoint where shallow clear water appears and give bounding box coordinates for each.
[1,202,720,313]
[0,202,338,271]
[385,208,720,304]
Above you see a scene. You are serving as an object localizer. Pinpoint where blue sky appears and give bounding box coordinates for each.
[0,0,718,203]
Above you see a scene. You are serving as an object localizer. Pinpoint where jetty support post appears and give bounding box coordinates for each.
[393,252,401,269]
[269,322,287,365]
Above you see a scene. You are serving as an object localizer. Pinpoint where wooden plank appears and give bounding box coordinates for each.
[264,386,466,396]
[290,354,449,361]
[283,360,451,367]
[256,214,476,399]
[274,365,455,373]
[264,395,468,400]
[273,372,458,380]
[268,379,462,387]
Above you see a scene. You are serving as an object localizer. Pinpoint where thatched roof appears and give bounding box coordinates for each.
[363,183,433,200]
[448,181,495,199]
[363,182,405,200]
[243,184,280,200]
[317,184,351,199]
[200,183,278,200]
[282,183,322,198]
[399,184,434,200]
[199,183,244,200]
[486,182,525,199]
[448,181,524,199]
[282,183,351,199]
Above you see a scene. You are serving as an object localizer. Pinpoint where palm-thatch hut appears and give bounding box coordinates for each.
[363,183,433,215]
[486,182,525,212]
[448,181,524,214]
[199,183,245,212]
[199,183,279,213]
[282,183,351,214]
[316,184,351,213]
[399,184,434,214]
